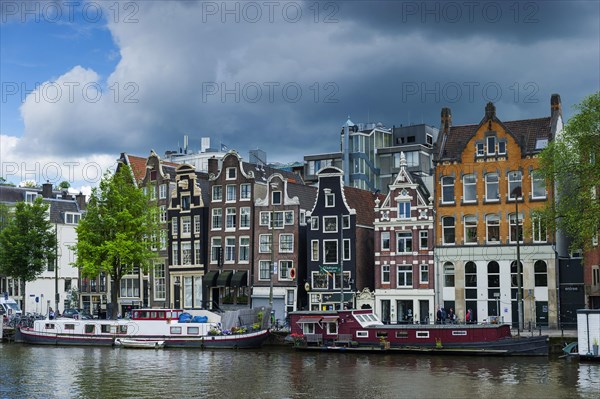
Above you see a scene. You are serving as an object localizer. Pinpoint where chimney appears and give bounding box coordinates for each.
[42,181,53,198]
[208,156,219,176]
[440,107,452,132]
[485,102,496,120]
[551,93,562,119]
[76,192,87,211]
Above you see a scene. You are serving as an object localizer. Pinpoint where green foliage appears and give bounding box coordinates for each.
[0,197,57,313]
[0,203,12,232]
[56,181,71,190]
[539,92,600,253]
[73,165,160,318]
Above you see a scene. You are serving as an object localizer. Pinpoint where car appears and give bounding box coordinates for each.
[61,308,92,320]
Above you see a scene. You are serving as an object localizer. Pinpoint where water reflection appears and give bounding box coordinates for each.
[1,344,598,399]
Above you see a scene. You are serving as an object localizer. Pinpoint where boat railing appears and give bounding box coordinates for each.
[304,333,323,345]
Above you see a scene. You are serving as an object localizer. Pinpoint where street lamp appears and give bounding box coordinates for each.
[512,181,524,335]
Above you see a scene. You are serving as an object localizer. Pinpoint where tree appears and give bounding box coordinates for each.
[73,165,160,319]
[539,92,600,253]
[56,181,71,191]
[0,197,57,313]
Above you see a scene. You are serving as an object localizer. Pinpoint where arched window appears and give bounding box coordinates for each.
[534,260,548,287]
[444,262,455,287]
[465,261,477,287]
[487,261,500,287]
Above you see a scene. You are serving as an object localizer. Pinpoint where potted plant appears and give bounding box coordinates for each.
[593,338,599,356]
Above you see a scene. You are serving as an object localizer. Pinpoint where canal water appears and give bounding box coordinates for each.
[1,343,598,399]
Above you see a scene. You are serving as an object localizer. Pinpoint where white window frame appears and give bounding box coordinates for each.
[381,231,390,251]
[396,231,412,253]
[325,193,335,207]
[397,265,413,288]
[226,184,236,202]
[279,234,294,253]
[343,239,351,261]
[462,174,477,203]
[486,214,500,243]
[225,237,235,262]
[240,183,251,200]
[239,207,251,229]
[172,217,178,236]
[311,240,319,261]
[239,236,250,262]
[212,185,222,202]
[382,264,390,283]
[464,215,478,245]
[212,208,222,230]
[323,216,338,233]
[259,260,271,280]
[420,264,429,284]
[194,215,201,234]
[419,230,428,249]
[210,237,222,264]
[259,234,273,253]
[485,173,499,202]
[442,217,455,245]
[508,171,522,200]
[441,176,455,204]
[181,242,192,265]
[311,216,319,230]
[323,240,338,264]
[226,208,236,229]
[159,184,167,199]
[531,170,546,199]
[181,216,191,235]
[486,136,496,155]
[226,167,236,180]
[398,202,411,219]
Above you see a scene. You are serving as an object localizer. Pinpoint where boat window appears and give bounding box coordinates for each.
[326,322,337,335]
[44,323,55,330]
[133,311,139,318]
[170,326,182,334]
[355,315,365,322]
[376,331,388,339]
[395,331,408,339]
[416,331,429,338]
[65,324,75,330]
[118,326,128,335]
[187,326,200,335]
[85,325,95,334]
[356,331,368,338]
[367,314,378,322]
[452,331,467,336]
[166,311,172,319]
[151,312,158,319]
[101,325,111,333]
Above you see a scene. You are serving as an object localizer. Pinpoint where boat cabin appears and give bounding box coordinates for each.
[131,309,184,321]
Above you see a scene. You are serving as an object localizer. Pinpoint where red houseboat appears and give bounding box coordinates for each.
[289,309,548,356]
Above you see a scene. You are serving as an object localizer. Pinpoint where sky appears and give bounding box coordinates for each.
[1,0,599,193]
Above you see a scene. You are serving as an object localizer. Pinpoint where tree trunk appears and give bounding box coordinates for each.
[111,275,119,319]
[21,279,26,314]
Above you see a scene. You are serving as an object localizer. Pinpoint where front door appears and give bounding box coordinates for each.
[381,300,390,324]
[536,301,548,327]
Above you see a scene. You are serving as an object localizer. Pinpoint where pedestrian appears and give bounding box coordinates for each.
[49,307,55,320]
[448,308,455,324]
[436,306,442,324]
[466,309,473,323]
[441,307,447,324]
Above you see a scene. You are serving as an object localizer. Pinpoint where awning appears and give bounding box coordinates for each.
[202,271,219,287]
[216,270,233,287]
[296,316,322,324]
[231,271,248,287]
[321,316,339,323]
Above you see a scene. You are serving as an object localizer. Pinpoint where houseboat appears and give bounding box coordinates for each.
[289,309,548,356]
[16,308,270,349]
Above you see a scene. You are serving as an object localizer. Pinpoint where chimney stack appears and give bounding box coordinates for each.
[76,192,87,211]
[551,93,562,119]
[440,107,452,132]
[42,181,53,198]
[208,156,219,176]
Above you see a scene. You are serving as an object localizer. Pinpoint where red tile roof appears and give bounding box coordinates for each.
[343,186,385,227]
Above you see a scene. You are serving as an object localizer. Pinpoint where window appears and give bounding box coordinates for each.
[272,191,282,205]
[259,234,272,253]
[225,237,235,262]
[381,231,390,251]
[182,242,192,265]
[284,211,294,225]
[181,195,190,210]
[65,213,81,224]
[172,217,178,235]
[382,264,390,283]
[240,183,251,200]
[343,239,350,260]
[488,261,500,287]
[323,240,338,264]
[159,184,167,199]
[534,260,547,287]
[486,136,496,155]
[532,214,547,243]
[482,173,499,203]
[187,326,199,335]
[195,242,201,264]
[194,215,201,233]
[159,206,167,223]
[463,174,477,203]
[212,208,222,229]
[531,170,546,199]
[212,186,222,201]
[226,185,236,202]
[272,211,284,228]
[325,193,335,207]
[311,240,319,261]
[397,265,413,287]
[324,216,338,232]
[226,208,236,229]
[465,261,477,287]
[508,171,522,200]
[464,215,478,244]
[279,260,293,280]
[210,238,222,263]
[279,234,294,253]
[259,261,272,280]
[442,217,455,245]
[312,272,328,289]
[509,213,523,243]
[149,185,157,200]
[120,278,140,298]
[342,215,350,229]
[444,262,455,287]
[160,231,167,250]
[25,192,38,203]
[420,264,429,284]
[240,207,250,228]
[396,231,412,253]
[498,140,506,155]
[419,231,428,249]
[311,216,319,230]
[486,214,500,243]
[441,176,455,203]
[333,271,351,290]
[398,201,411,219]
[239,237,250,262]
[476,142,485,157]
[226,167,236,180]
[181,216,191,235]
[260,211,270,226]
